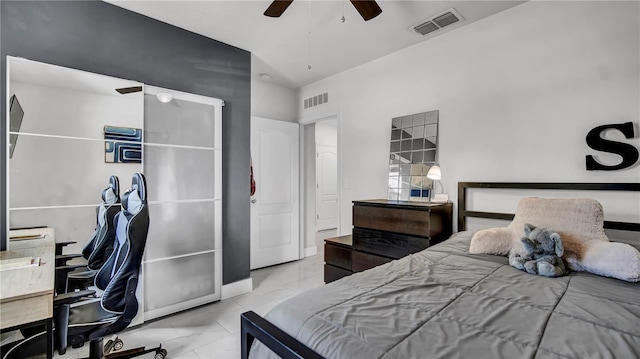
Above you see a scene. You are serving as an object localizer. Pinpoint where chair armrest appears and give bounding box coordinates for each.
[54,290,97,306]
[56,264,88,273]
[55,253,84,266]
[68,269,97,280]
[55,241,77,255]
[53,289,96,352]
[55,264,90,294]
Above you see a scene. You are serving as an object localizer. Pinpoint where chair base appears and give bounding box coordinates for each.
[0,333,165,359]
[82,337,166,359]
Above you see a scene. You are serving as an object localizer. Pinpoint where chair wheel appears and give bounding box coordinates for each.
[155,348,167,359]
[113,338,124,350]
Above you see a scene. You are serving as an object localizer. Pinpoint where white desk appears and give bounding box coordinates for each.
[1,227,55,358]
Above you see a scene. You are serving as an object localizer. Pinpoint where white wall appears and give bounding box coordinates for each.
[251,80,297,123]
[297,1,640,233]
[316,120,337,147]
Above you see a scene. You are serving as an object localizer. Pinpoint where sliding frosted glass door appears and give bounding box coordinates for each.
[143,86,222,320]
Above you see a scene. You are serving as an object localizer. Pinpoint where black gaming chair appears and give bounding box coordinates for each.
[55,176,122,294]
[83,175,121,268]
[2,173,166,359]
[70,175,122,292]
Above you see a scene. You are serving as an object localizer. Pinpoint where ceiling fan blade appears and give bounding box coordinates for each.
[116,86,142,94]
[350,0,382,21]
[264,0,294,18]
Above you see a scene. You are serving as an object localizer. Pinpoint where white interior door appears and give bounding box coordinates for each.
[316,145,338,230]
[251,117,300,270]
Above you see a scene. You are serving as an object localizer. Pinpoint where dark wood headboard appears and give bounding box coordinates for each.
[457,182,640,232]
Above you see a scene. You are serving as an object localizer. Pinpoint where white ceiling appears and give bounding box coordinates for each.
[105,0,526,89]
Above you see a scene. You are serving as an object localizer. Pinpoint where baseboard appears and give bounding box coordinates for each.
[305,246,318,257]
[221,277,253,300]
[145,293,219,321]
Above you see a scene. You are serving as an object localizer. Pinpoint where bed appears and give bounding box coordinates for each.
[241,182,640,359]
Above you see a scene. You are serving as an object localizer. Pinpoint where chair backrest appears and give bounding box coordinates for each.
[82,175,121,270]
[95,173,149,314]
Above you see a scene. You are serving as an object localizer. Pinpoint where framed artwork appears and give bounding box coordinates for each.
[104,125,142,163]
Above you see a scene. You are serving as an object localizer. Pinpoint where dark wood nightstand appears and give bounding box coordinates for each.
[324,235,353,283]
[323,200,453,283]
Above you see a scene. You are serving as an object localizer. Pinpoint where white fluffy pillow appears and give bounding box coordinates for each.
[469,197,640,282]
[470,197,609,255]
[566,240,640,282]
[468,227,513,255]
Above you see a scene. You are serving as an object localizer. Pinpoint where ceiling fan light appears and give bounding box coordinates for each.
[156,92,173,103]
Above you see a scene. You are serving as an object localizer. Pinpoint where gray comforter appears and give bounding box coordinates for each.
[251,232,640,358]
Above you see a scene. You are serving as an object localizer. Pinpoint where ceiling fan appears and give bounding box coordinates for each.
[264,0,382,21]
[115,86,142,94]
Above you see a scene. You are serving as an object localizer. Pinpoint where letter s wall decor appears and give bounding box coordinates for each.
[585,122,639,171]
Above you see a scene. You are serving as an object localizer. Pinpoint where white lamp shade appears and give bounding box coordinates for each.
[426,165,441,180]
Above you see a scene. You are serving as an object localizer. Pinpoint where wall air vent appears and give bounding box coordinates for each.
[304,92,329,109]
[411,8,464,36]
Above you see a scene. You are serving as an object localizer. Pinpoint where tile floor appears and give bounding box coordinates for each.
[54,229,336,359]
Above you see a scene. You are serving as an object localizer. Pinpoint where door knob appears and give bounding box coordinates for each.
[251,198,257,204]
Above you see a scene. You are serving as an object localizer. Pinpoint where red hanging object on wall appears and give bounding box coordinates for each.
[250,158,256,196]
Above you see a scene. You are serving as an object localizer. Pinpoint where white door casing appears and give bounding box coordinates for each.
[250,117,300,269]
[316,145,338,230]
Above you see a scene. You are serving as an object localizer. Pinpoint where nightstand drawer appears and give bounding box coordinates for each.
[353,204,431,237]
[324,243,352,270]
[352,250,393,272]
[353,228,430,259]
[324,264,352,283]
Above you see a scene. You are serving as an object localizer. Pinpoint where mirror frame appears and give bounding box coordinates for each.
[388,110,439,201]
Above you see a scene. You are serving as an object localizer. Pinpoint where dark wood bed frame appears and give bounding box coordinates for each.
[241,182,640,359]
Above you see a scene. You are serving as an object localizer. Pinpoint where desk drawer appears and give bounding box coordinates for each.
[352,251,393,272]
[0,293,52,330]
[324,243,352,270]
[353,204,431,237]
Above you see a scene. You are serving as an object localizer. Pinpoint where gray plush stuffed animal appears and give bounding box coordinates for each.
[508,223,569,277]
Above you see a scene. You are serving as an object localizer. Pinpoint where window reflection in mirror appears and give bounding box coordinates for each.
[388,110,438,201]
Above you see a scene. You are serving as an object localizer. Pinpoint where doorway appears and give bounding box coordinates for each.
[301,115,339,257]
[315,120,338,231]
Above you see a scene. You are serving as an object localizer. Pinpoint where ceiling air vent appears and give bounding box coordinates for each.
[304,92,328,110]
[411,8,464,36]
[414,21,439,36]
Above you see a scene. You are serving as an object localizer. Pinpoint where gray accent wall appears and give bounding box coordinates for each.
[1,1,251,284]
